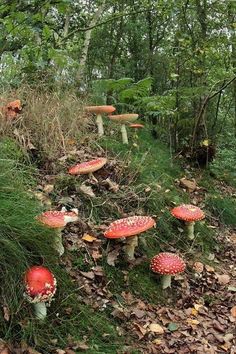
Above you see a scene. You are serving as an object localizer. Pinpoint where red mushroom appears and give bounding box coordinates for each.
[24,266,56,319]
[108,113,139,144]
[37,208,79,255]
[104,215,156,261]
[171,204,205,240]
[150,252,186,289]
[85,105,116,136]
[68,158,107,181]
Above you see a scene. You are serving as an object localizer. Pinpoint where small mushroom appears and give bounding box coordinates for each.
[171,204,205,240]
[85,105,116,136]
[108,113,139,144]
[24,266,57,319]
[37,209,79,256]
[150,252,186,289]
[68,157,107,181]
[104,215,156,261]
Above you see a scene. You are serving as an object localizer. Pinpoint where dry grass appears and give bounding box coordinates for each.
[0,86,92,161]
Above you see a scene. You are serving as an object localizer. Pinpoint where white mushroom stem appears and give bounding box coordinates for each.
[121,124,128,144]
[96,114,104,136]
[186,221,195,240]
[34,302,47,320]
[88,172,98,182]
[124,235,138,260]
[162,275,172,289]
[55,228,64,256]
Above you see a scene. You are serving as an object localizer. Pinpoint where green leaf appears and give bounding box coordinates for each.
[168,323,179,331]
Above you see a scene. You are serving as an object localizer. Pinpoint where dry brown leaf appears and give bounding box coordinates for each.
[107,248,120,266]
[82,234,97,242]
[79,184,95,198]
[205,265,215,272]
[152,339,162,345]
[179,177,197,192]
[43,184,54,193]
[148,323,164,334]
[230,306,236,318]
[79,271,95,280]
[193,262,204,273]
[216,274,230,285]
[3,306,10,321]
[186,318,200,326]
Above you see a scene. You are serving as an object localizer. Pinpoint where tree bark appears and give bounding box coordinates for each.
[76,1,106,85]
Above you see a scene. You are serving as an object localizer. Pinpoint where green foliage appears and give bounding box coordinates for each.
[206,196,236,227]
[210,136,236,186]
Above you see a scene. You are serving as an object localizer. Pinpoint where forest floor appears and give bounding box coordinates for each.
[0,125,236,354]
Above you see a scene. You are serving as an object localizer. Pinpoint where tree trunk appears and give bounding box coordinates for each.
[77,1,106,86]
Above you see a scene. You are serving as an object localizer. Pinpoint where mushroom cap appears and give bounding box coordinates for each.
[68,157,107,175]
[129,123,144,128]
[104,215,156,239]
[108,113,139,123]
[85,105,116,114]
[24,266,57,303]
[171,204,205,222]
[150,252,186,275]
[37,210,79,228]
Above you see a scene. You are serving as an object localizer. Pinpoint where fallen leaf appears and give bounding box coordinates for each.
[230,306,236,318]
[79,271,95,280]
[179,177,197,192]
[3,306,10,321]
[216,274,230,285]
[193,262,204,273]
[82,234,97,242]
[79,184,95,198]
[186,318,200,326]
[228,286,236,292]
[107,248,120,266]
[205,265,215,272]
[167,323,179,332]
[148,323,164,334]
[152,339,162,345]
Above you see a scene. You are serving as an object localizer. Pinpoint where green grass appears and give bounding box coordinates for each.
[0,138,122,353]
[206,195,236,227]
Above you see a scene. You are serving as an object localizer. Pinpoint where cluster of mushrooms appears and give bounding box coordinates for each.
[24,151,205,320]
[85,105,144,144]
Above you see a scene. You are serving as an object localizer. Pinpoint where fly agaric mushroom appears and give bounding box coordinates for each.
[85,105,116,136]
[108,113,139,144]
[150,252,186,289]
[171,204,205,240]
[68,157,107,181]
[104,215,156,261]
[37,209,79,256]
[24,266,56,319]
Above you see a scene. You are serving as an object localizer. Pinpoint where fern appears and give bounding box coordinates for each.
[119,77,153,102]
